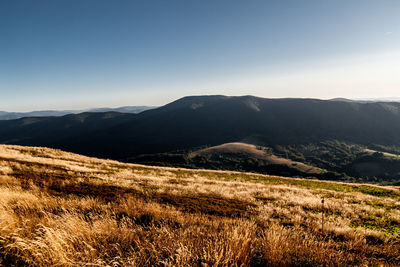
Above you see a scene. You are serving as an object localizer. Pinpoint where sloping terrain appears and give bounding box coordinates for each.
[131,140,400,183]
[0,145,399,266]
[2,96,400,181]
[2,95,400,159]
[190,142,323,174]
[0,106,155,120]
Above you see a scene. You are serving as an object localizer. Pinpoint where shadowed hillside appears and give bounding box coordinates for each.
[2,96,400,181]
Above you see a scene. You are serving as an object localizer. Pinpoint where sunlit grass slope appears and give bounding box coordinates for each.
[0,145,399,266]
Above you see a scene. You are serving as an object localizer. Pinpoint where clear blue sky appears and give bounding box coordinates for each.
[1,0,399,111]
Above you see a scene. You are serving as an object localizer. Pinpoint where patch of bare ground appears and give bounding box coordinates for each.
[190,142,323,174]
[0,144,399,266]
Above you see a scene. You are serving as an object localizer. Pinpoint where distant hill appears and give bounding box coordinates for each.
[189,142,323,173]
[86,106,156,114]
[329,98,357,102]
[0,106,156,120]
[329,97,400,103]
[1,95,400,182]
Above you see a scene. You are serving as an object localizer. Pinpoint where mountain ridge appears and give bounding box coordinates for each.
[2,95,400,182]
[0,106,156,120]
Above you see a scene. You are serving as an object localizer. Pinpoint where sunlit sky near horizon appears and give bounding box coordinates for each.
[1,0,400,111]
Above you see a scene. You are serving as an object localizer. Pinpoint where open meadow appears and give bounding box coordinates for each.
[0,145,399,266]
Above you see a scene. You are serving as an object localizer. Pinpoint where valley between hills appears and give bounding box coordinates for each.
[0,145,399,266]
[3,96,400,184]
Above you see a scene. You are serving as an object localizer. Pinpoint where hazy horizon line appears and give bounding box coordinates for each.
[3,95,400,113]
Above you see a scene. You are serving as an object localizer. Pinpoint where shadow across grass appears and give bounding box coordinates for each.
[12,166,256,219]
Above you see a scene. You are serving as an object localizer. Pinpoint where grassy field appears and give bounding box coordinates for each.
[0,145,399,266]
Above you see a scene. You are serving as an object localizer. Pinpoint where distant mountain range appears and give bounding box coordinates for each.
[0,106,156,120]
[1,95,400,183]
[329,97,400,103]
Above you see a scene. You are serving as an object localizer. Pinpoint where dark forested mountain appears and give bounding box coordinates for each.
[2,95,400,183]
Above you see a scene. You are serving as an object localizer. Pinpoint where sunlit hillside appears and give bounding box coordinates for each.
[0,145,399,266]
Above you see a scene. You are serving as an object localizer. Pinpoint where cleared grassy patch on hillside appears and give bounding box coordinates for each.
[0,145,399,266]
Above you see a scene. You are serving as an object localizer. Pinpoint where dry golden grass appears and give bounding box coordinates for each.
[0,144,399,266]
